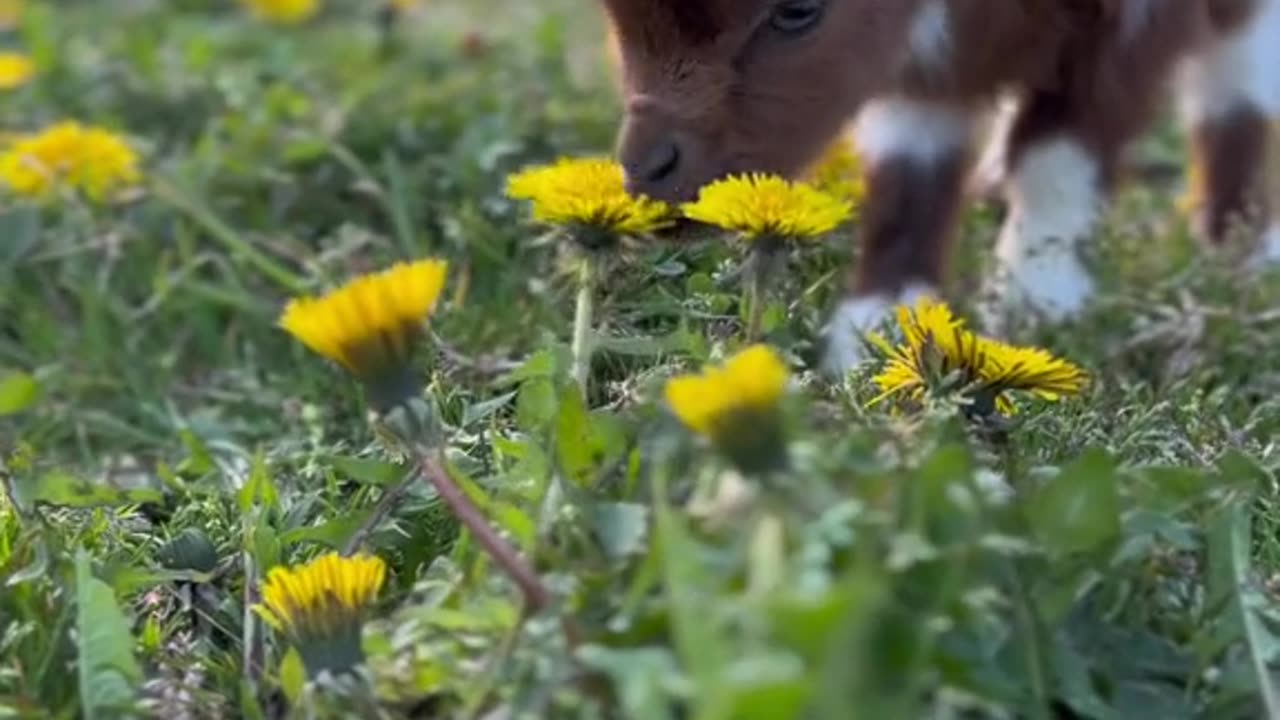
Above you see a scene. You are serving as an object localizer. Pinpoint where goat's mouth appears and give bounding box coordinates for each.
[652,216,703,243]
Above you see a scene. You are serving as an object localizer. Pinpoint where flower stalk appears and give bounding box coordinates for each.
[418,451,550,612]
[742,240,781,342]
[744,258,767,342]
[570,257,597,395]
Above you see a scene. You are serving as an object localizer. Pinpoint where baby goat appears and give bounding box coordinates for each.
[600,0,1280,372]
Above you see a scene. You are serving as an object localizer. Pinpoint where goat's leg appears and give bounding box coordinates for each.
[822,98,977,376]
[1178,0,1280,262]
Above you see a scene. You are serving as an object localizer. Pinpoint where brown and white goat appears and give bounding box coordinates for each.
[599,0,1280,372]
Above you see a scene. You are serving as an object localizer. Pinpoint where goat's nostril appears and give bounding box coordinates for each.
[640,140,681,183]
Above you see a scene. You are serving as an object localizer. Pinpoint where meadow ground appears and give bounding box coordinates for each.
[3,1,1280,718]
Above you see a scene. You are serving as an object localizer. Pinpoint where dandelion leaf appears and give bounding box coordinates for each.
[75,550,141,719]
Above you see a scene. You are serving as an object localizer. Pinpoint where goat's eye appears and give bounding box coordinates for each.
[769,0,823,34]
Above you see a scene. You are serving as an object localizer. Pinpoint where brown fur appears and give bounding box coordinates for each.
[855,150,971,293]
[602,0,1272,297]
[1191,107,1272,241]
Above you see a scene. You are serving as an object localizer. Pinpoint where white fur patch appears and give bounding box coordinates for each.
[822,283,936,377]
[908,1,951,73]
[854,99,973,166]
[1247,223,1280,268]
[1178,0,1280,122]
[988,138,1100,321]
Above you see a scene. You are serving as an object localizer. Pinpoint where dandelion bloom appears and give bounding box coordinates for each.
[506,157,675,238]
[0,52,34,91]
[240,0,319,24]
[969,339,1090,401]
[279,259,447,408]
[870,298,1087,415]
[806,138,866,205]
[681,173,852,241]
[255,553,386,677]
[665,344,790,473]
[0,122,140,201]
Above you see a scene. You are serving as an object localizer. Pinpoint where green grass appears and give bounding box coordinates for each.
[3,1,1280,718]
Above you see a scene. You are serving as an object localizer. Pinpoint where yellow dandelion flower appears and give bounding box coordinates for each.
[0,52,34,91]
[869,298,1087,416]
[969,338,1089,400]
[240,0,319,24]
[805,137,866,205]
[254,552,386,677]
[867,298,975,407]
[665,344,790,473]
[279,259,447,408]
[506,156,675,239]
[0,121,141,201]
[681,173,852,240]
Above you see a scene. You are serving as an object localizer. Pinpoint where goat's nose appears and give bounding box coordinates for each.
[621,136,684,198]
[626,138,681,185]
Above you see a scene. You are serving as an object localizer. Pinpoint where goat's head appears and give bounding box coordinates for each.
[601,0,917,202]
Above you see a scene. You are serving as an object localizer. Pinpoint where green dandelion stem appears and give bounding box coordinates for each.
[570,258,597,395]
[242,541,261,685]
[744,251,770,342]
[748,511,785,596]
[418,452,551,612]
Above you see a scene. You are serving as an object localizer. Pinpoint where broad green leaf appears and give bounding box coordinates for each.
[253,517,281,572]
[108,567,214,595]
[656,506,733,720]
[0,372,39,416]
[491,502,536,550]
[725,666,811,720]
[590,502,649,560]
[686,272,716,295]
[1111,681,1196,720]
[75,551,141,719]
[577,645,680,720]
[594,335,666,357]
[767,585,860,662]
[238,678,268,720]
[1208,502,1280,717]
[1215,449,1271,494]
[515,377,557,432]
[176,429,215,477]
[329,455,407,488]
[1026,449,1121,556]
[238,450,279,513]
[280,649,306,706]
[157,528,219,573]
[16,471,163,509]
[497,348,557,387]
[912,443,977,543]
[554,386,625,488]
[461,390,517,426]
[1050,634,1112,718]
[6,538,50,587]
[280,509,374,550]
[1131,466,1209,511]
[0,206,40,262]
